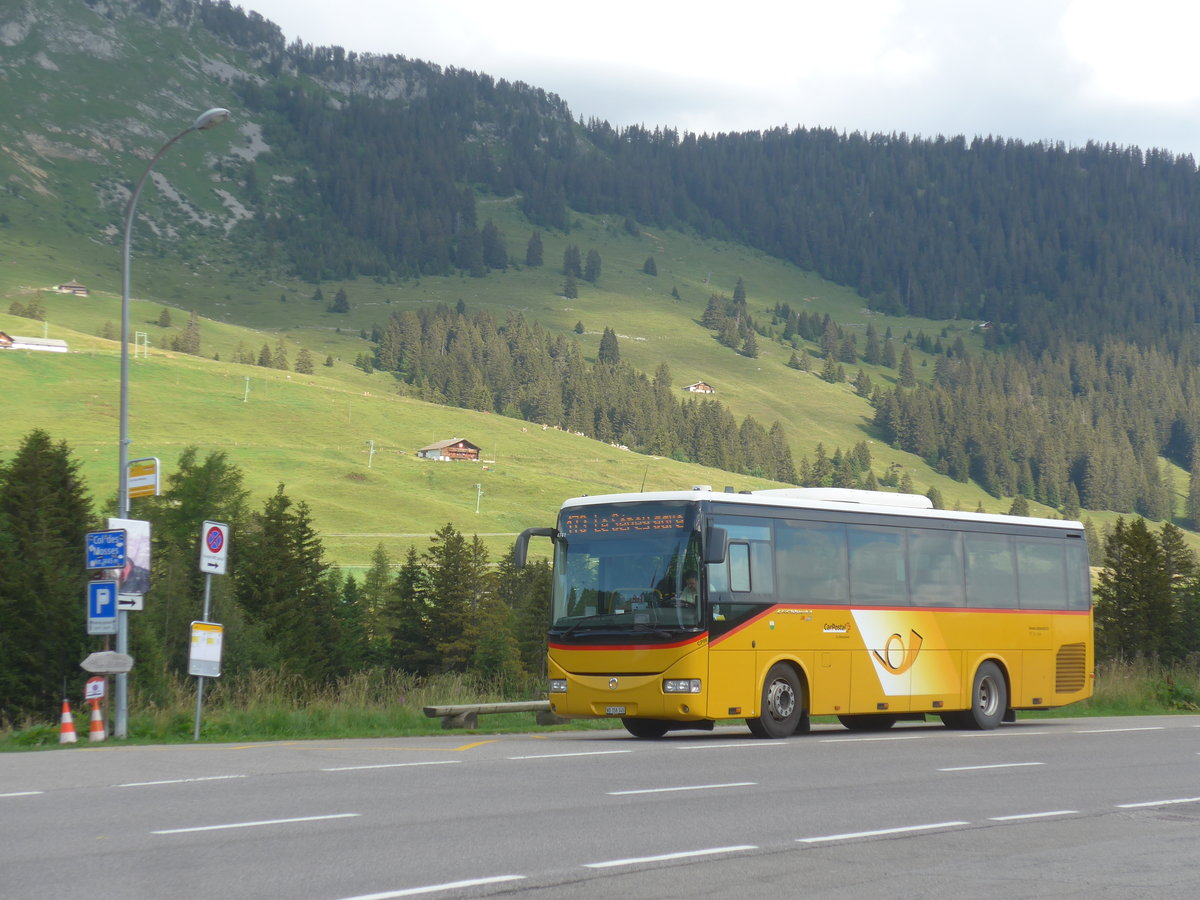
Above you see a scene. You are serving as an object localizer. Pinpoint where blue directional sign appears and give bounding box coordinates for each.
[87,580,118,635]
[86,529,126,571]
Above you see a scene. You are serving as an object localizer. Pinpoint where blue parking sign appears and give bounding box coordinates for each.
[87,580,118,635]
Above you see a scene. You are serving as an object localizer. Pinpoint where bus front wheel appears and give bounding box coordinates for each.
[747,664,804,738]
[947,661,1007,730]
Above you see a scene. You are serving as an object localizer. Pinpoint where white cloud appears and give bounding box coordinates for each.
[242,0,1200,158]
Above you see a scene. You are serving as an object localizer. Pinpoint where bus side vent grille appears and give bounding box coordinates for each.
[1056,642,1087,693]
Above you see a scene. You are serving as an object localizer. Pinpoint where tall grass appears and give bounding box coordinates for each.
[125,668,556,743]
[4,661,1198,748]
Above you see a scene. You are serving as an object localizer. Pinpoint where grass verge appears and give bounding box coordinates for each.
[3,660,1198,749]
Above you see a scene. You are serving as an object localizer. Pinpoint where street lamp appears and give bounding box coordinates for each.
[115,107,230,738]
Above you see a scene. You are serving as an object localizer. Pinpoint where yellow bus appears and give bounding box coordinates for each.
[515,486,1093,738]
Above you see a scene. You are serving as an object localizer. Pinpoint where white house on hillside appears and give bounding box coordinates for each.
[0,331,69,353]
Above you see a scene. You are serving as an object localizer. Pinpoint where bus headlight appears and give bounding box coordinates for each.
[548,679,568,693]
[663,679,702,694]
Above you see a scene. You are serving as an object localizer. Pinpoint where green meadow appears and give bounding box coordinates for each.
[2,204,1191,567]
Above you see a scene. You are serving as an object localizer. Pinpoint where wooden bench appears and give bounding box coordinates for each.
[422,701,567,729]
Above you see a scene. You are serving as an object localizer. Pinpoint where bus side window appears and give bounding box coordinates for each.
[729,542,751,592]
[1014,538,1067,609]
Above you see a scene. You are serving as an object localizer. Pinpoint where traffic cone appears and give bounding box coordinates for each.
[88,701,106,743]
[58,700,77,744]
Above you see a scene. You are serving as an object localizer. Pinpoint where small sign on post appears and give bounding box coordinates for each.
[127,457,160,501]
[188,622,224,678]
[200,521,229,575]
[86,581,118,635]
[85,676,106,702]
[85,530,126,571]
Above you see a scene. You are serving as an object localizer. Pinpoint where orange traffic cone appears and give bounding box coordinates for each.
[59,700,77,744]
[88,701,106,743]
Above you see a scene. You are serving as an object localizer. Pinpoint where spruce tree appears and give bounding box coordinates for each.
[1095,517,1173,661]
[481,219,508,269]
[584,249,602,284]
[898,347,917,387]
[0,431,94,722]
[598,327,620,364]
[295,348,315,375]
[139,448,249,678]
[235,486,339,682]
[562,245,582,278]
[525,231,544,267]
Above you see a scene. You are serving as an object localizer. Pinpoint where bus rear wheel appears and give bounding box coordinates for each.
[622,717,670,738]
[948,661,1007,730]
[746,664,804,739]
[838,714,897,731]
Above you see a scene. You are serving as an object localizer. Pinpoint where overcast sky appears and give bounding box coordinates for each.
[242,0,1200,159]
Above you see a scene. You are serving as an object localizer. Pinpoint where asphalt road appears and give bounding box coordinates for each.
[2,715,1199,899]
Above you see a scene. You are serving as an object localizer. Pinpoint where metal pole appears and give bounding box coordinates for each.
[193,572,213,741]
[116,108,229,739]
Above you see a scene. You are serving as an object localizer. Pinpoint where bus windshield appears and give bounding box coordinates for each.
[551,501,702,635]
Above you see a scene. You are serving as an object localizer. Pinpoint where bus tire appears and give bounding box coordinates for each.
[746,663,804,739]
[962,661,1007,730]
[622,717,670,738]
[838,714,897,731]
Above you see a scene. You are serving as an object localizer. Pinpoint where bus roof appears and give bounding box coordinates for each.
[559,487,1083,532]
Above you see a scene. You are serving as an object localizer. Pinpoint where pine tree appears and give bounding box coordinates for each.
[294,348,314,374]
[562,275,578,299]
[882,337,898,368]
[384,547,436,674]
[178,310,201,355]
[742,331,759,358]
[496,551,551,677]
[769,422,797,484]
[898,347,917,387]
[481,219,508,269]
[1095,517,1173,661]
[0,431,94,722]
[853,369,872,396]
[598,327,620,364]
[525,231,544,267]
[139,448,249,678]
[562,245,582,278]
[733,276,746,305]
[421,524,493,672]
[235,486,339,682]
[583,248,602,284]
[701,294,724,329]
[643,256,657,276]
[329,288,351,314]
[158,308,172,328]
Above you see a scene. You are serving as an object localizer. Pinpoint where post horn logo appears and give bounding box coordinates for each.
[873,629,924,675]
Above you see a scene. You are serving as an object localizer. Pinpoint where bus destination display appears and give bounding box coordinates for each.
[563,509,686,536]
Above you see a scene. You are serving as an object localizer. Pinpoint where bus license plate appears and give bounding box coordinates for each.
[605,706,626,716]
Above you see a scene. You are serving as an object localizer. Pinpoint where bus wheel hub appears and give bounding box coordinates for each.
[766,680,795,720]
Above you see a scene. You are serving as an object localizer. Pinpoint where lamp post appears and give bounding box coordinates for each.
[115,107,230,738]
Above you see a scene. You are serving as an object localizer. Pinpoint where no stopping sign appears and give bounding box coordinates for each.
[199,521,230,574]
